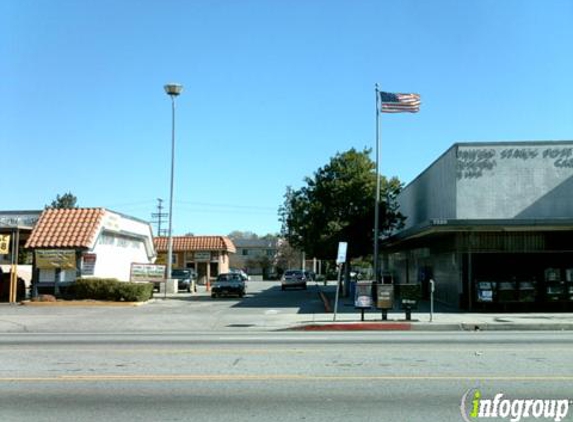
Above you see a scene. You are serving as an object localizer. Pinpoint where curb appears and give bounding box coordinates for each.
[20,300,147,307]
[290,322,412,331]
[458,322,573,331]
[288,321,573,332]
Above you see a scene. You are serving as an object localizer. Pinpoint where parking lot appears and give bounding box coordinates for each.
[0,281,328,333]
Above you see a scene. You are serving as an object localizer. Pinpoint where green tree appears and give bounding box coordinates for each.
[275,239,300,274]
[279,148,405,261]
[245,255,273,279]
[46,192,78,209]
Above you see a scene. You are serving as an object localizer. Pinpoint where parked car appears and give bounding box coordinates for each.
[281,270,308,290]
[171,269,195,292]
[304,271,316,281]
[229,268,250,281]
[211,273,246,298]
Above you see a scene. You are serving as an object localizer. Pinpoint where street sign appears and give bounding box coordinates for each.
[336,242,347,264]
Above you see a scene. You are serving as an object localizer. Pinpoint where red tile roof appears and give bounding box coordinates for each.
[25,208,105,249]
[154,236,236,253]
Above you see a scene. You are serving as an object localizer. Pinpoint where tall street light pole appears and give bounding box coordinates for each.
[164,83,183,298]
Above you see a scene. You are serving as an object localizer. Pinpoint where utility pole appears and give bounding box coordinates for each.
[151,198,169,237]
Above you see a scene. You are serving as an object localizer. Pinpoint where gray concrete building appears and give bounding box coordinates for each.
[381,141,573,310]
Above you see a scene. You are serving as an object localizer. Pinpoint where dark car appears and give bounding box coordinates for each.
[211,273,246,298]
[171,269,195,292]
[304,271,316,281]
[281,270,308,290]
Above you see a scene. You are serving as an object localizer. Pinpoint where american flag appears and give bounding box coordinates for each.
[379,91,421,113]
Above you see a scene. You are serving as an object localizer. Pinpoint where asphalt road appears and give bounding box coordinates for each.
[1,332,573,421]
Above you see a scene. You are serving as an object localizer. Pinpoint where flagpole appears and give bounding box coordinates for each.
[373,83,381,284]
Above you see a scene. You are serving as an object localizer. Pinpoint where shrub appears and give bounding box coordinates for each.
[115,282,154,302]
[75,278,153,302]
[75,278,120,300]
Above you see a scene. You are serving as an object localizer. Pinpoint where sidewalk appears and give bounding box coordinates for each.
[291,284,573,332]
[3,284,573,333]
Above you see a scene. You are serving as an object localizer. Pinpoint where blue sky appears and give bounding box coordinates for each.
[2,0,572,236]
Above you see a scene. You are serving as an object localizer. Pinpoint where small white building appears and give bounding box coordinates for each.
[25,208,156,295]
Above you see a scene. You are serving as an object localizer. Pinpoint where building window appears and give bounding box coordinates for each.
[242,249,249,256]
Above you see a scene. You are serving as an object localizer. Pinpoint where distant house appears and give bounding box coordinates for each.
[229,238,279,279]
[25,208,156,295]
[154,236,236,284]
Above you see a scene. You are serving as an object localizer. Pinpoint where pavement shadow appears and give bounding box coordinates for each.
[231,283,325,314]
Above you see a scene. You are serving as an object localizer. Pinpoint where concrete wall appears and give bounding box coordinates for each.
[399,142,573,226]
[398,146,458,230]
[456,142,573,219]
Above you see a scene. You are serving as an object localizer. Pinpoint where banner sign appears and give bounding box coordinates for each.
[155,253,177,266]
[35,250,77,269]
[0,235,10,255]
[81,253,97,276]
[130,263,166,283]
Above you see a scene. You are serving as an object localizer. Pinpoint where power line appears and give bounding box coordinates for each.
[175,200,277,212]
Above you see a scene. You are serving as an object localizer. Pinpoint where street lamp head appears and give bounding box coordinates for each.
[164,83,183,97]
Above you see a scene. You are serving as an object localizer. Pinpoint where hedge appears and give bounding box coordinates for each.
[75,278,154,302]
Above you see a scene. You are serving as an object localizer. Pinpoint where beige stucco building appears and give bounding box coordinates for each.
[154,236,236,284]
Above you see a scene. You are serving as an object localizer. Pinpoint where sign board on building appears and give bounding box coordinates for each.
[0,235,10,254]
[35,250,76,269]
[155,253,178,266]
[336,242,348,265]
[103,214,121,232]
[81,253,97,276]
[0,212,40,228]
[130,263,166,283]
[195,252,211,262]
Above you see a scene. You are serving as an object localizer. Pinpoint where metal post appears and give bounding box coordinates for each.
[163,95,175,298]
[9,228,18,304]
[333,264,343,322]
[164,83,183,299]
[373,84,381,284]
[429,279,435,322]
[166,95,175,299]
